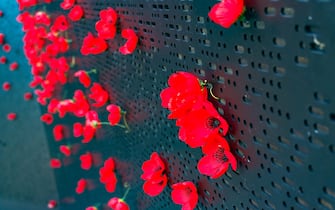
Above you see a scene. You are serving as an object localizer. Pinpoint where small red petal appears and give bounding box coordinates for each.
[47,200,57,209]
[9,62,19,71]
[75,178,87,194]
[0,56,6,64]
[7,113,17,121]
[2,82,11,91]
[50,158,62,168]
[3,44,11,52]
[24,92,33,100]
[40,113,54,124]
[60,145,71,156]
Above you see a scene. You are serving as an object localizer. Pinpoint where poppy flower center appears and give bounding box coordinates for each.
[214,147,228,163]
[207,117,221,129]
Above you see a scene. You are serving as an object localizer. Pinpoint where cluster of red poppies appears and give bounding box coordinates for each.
[81,7,138,56]
[141,152,199,209]
[160,72,237,179]
[14,1,137,209]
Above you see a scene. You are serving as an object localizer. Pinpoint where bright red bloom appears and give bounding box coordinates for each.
[0,56,6,64]
[177,102,229,148]
[171,181,198,210]
[208,0,244,28]
[17,0,37,10]
[75,178,87,194]
[0,10,2,17]
[119,29,138,55]
[0,33,4,44]
[47,200,57,209]
[74,70,91,88]
[106,104,121,126]
[7,113,17,121]
[99,7,118,24]
[60,145,71,156]
[107,197,130,210]
[50,158,62,168]
[82,111,100,143]
[60,0,75,10]
[80,32,107,55]
[41,113,54,124]
[51,15,69,32]
[73,122,83,137]
[24,92,33,100]
[141,152,166,180]
[72,90,90,117]
[2,82,11,91]
[3,44,11,52]
[53,125,64,141]
[160,71,208,119]
[69,5,84,21]
[80,152,93,170]
[34,11,51,26]
[99,158,117,193]
[141,152,167,196]
[9,62,19,71]
[95,20,116,40]
[197,134,237,178]
[89,83,109,108]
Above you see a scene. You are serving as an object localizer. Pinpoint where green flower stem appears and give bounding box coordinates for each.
[98,122,127,129]
[122,112,130,133]
[86,69,97,74]
[121,186,131,200]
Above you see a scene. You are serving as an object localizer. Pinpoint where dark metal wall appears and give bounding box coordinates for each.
[40,0,335,210]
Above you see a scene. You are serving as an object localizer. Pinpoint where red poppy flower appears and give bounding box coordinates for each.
[119,29,138,55]
[57,99,75,118]
[82,111,100,143]
[89,83,109,108]
[141,152,167,196]
[99,158,117,193]
[7,113,17,121]
[80,32,107,55]
[72,90,90,117]
[51,15,69,32]
[34,11,51,26]
[47,200,57,209]
[69,5,84,22]
[76,178,87,194]
[50,158,62,168]
[160,71,208,119]
[17,0,37,10]
[141,152,165,180]
[60,145,71,156]
[3,82,11,91]
[144,175,168,197]
[85,206,97,210]
[197,134,237,178]
[60,0,75,10]
[74,70,91,88]
[176,102,229,148]
[24,92,33,101]
[53,125,64,141]
[0,33,4,44]
[3,44,11,52]
[40,113,54,124]
[80,152,93,170]
[171,181,198,210]
[73,122,83,137]
[106,104,121,125]
[9,62,18,71]
[95,20,116,40]
[208,0,244,28]
[0,56,6,64]
[107,197,130,210]
[99,7,118,24]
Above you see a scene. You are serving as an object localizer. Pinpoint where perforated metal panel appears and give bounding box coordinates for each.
[39,0,335,209]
